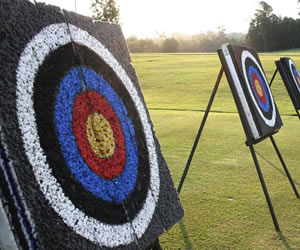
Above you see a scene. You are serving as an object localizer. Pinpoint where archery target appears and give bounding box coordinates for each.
[242,50,276,127]
[276,57,300,111]
[16,23,160,247]
[289,59,300,93]
[219,44,282,142]
[0,2,183,248]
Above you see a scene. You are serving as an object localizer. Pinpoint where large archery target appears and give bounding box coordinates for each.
[242,50,276,127]
[289,59,300,93]
[16,23,160,247]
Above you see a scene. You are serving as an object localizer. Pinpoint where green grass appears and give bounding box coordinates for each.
[131,51,300,249]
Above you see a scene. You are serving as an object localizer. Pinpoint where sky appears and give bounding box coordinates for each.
[32,0,300,38]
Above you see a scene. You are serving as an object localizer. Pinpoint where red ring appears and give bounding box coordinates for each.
[72,91,126,180]
[252,73,266,104]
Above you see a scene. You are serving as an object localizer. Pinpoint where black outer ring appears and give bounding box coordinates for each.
[33,43,150,225]
[244,57,273,121]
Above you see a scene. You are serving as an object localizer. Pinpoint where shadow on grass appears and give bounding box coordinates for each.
[278,231,292,249]
[256,151,300,187]
[148,107,297,118]
[179,219,193,249]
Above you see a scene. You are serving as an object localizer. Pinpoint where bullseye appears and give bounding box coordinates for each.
[252,73,266,104]
[248,65,269,112]
[56,67,138,201]
[72,89,126,180]
[86,112,115,159]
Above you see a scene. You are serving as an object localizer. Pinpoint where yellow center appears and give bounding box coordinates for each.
[86,113,115,158]
[254,79,263,97]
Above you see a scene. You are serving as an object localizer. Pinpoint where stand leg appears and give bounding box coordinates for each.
[145,238,162,250]
[177,67,224,194]
[296,109,300,120]
[269,68,278,87]
[249,144,281,232]
[270,136,300,198]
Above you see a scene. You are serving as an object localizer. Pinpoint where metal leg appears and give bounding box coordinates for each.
[269,68,278,87]
[296,109,300,120]
[177,67,224,193]
[249,144,281,232]
[270,135,300,198]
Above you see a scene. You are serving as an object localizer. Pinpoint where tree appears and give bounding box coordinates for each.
[91,0,120,23]
[126,37,159,53]
[161,38,179,52]
[246,1,279,51]
[216,26,227,44]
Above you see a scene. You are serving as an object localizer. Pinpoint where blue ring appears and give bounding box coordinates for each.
[292,67,300,88]
[54,67,138,203]
[248,65,270,112]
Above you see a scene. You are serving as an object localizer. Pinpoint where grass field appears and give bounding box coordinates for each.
[131,51,300,249]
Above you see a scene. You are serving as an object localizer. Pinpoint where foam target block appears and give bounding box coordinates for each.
[275,58,300,110]
[218,44,283,143]
[0,0,184,249]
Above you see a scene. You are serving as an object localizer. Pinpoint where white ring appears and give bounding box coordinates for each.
[221,45,260,139]
[16,23,160,247]
[241,50,276,127]
[288,59,300,93]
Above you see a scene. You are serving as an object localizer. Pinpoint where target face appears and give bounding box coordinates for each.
[219,44,282,142]
[16,23,159,247]
[0,2,183,248]
[242,50,276,127]
[289,59,300,93]
[276,57,300,111]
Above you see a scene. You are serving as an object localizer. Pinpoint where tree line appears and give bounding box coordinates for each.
[91,0,300,53]
[246,1,300,52]
[126,29,245,53]
[126,1,300,53]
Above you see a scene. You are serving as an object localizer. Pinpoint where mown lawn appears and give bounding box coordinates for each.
[131,51,300,249]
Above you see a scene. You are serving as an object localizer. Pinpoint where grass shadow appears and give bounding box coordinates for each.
[278,231,292,249]
[179,219,193,249]
[256,151,300,187]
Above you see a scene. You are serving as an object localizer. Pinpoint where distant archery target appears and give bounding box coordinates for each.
[219,44,282,141]
[242,50,276,127]
[16,23,160,247]
[289,59,300,93]
[275,57,300,111]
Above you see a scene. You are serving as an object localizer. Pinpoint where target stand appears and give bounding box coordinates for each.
[177,44,299,232]
[268,58,300,119]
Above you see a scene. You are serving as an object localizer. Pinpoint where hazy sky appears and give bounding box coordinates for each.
[32,0,300,38]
